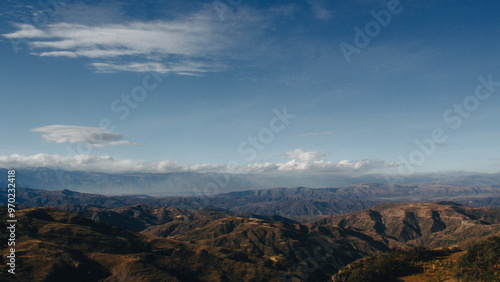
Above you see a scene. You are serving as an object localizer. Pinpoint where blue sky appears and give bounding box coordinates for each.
[1,0,500,178]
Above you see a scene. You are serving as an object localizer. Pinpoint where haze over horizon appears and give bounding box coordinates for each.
[2,0,500,181]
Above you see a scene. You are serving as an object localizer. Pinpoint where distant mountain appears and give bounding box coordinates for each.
[213,184,500,219]
[4,184,500,221]
[2,167,500,196]
[0,168,261,195]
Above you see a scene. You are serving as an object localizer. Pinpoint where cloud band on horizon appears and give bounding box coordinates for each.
[0,152,397,174]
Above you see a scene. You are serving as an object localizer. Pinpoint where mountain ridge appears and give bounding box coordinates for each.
[2,200,500,281]
[4,184,500,221]
[2,167,500,196]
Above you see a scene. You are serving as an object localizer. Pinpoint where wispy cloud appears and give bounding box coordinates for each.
[298,131,332,137]
[2,5,269,74]
[0,153,396,174]
[89,61,219,74]
[3,20,223,74]
[31,125,138,147]
[307,0,333,20]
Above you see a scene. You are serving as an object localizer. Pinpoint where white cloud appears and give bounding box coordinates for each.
[31,125,138,148]
[20,21,219,56]
[1,6,269,74]
[277,159,395,172]
[3,21,220,74]
[285,148,325,162]
[0,153,397,174]
[36,51,78,58]
[0,154,180,173]
[89,61,218,74]
[277,149,399,173]
[0,153,228,174]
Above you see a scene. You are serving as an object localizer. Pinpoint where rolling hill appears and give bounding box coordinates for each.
[4,184,500,222]
[0,207,288,281]
[2,200,500,281]
[313,201,500,249]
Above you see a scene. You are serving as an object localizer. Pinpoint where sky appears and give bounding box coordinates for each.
[1,0,500,179]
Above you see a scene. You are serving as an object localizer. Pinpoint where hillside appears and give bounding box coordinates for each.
[74,201,500,279]
[142,215,391,276]
[333,236,500,281]
[1,201,500,281]
[75,204,391,280]
[0,206,394,281]
[66,201,500,254]
[314,202,500,248]
[0,207,289,281]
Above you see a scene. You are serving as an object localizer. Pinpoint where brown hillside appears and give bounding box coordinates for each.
[0,207,288,281]
[314,202,500,248]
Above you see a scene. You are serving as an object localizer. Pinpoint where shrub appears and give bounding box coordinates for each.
[455,236,500,281]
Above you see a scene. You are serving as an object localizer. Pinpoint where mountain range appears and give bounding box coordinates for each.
[4,183,500,221]
[2,200,500,281]
[3,173,500,280]
[2,167,500,195]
